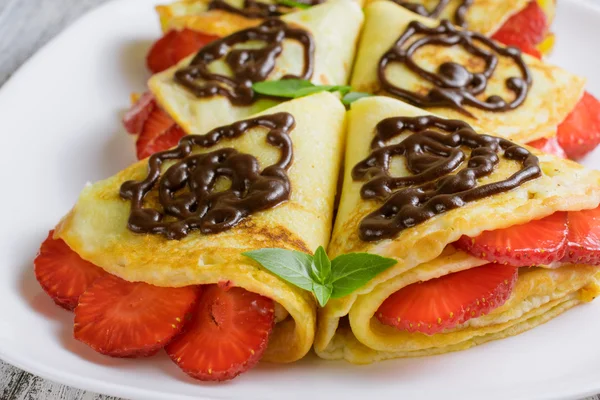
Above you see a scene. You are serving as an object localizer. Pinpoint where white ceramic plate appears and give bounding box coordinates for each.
[1,0,600,399]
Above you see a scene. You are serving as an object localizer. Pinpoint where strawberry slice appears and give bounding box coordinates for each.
[123,92,156,134]
[147,29,220,74]
[557,92,600,160]
[166,285,274,381]
[74,275,199,358]
[34,231,108,311]
[527,136,567,158]
[455,212,568,267]
[492,1,548,54]
[136,108,185,160]
[377,264,518,335]
[564,206,600,265]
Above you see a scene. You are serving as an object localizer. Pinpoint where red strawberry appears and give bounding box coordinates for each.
[123,92,156,134]
[528,136,567,158]
[492,1,548,53]
[455,212,568,267]
[564,206,600,265]
[34,231,108,311]
[74,275,199,358]
[146,29,220,74]
[136,108,185,160]
[557,92,600,160]
[519,44,542,60]
[166,285,274,381]
[377,264,518,335]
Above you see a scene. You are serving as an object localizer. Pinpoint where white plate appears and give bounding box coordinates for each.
[1,0,600,399]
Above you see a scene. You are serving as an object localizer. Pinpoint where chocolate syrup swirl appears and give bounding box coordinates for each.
[208,0,325,19]
[352,116,541,242]
[392,0,473,27]
[120,113,296,240]
[175,19,315,105]
[378,20,531,117]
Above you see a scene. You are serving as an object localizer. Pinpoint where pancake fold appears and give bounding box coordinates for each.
[351,1,585,144]
[57,92,346,364]
[150,0,364,136]
[315,95,600,364]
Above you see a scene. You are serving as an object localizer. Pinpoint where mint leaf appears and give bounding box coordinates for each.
[312,282,333,307]
[243,248,314,291]
[293,85,351,98]
[330,253,397,298]
[342,92,372,106]
[245,247,397,307]
[252,79,351,100]
[310,246,331,284]
[277,0,312,9]
[253,79,315,98]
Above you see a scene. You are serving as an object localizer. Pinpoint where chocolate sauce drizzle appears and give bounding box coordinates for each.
[175,19,315,105]
[378,20,531,117]
[208,0,325,19]
[392,0,473,27]
[352,116,541,242]
[120,113,296,240]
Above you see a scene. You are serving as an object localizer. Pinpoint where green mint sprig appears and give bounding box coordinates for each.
[277,0,312,9]
[252,79,372,107]
[243,246,397,307]
[252,79,351,99]
[341,91,372,106]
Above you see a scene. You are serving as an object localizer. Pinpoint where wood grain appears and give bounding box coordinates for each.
[1,0,600,398]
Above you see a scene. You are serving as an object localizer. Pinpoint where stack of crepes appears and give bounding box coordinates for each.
[315,95,600,363]
[33,0,600,382]
[134,0,600,164]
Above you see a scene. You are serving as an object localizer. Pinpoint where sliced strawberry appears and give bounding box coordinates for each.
[123,92,156,134]
[136,108,185,160]
[518,43,542,59]
[557,92,600,160]
[34,231,108,311]
[455,212,568,267]
[377,264,518,335]
[492,1,548,53]
[564,206,600,265]
[146,29,220,74]
[74,275,199,358]
[166,285,274,381]
[148,125,186,156]
[528,136,567,158]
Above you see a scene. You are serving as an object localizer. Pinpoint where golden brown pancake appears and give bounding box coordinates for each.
[56,92,347,363]
[351,2,584,144]
[315,95,600,364]
[150,0,363,135]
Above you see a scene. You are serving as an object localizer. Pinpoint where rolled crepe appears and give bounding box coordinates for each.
[314,95,600,364]
[351,1,584,144]
[362,0,554,38]
[56,92,346,363]
[150,0,363,135]
[156,0,366,34]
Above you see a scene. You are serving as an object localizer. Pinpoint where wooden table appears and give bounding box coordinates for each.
[0,0,599,398]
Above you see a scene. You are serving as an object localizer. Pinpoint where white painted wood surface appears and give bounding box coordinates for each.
[0,0,600,398]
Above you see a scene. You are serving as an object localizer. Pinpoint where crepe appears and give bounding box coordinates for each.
[361,0,554,37]
[56,92,346,364]
[150,0,363,135]
[351,1,584,144]
[314,95,600,364]
[156,0,366,37]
